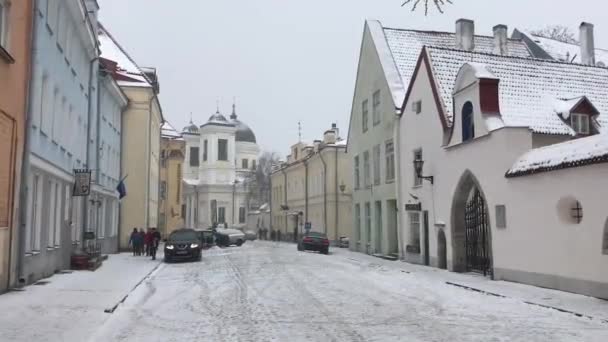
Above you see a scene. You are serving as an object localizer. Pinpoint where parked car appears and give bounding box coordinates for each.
[297,232,330,254]
[164,229,202,262]
[244,230,257,241]
[339,236,349,248]
[215,228,246,247]
[194,229,215,249]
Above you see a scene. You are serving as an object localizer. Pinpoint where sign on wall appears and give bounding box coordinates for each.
[405,203,422,211]
[73,169,92,196]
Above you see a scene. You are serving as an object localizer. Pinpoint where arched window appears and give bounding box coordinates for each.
[462,101,475,142]
[603,219,608,255]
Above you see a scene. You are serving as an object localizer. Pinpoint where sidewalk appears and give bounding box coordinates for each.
[0,253,162,342]
[329,247,608,323]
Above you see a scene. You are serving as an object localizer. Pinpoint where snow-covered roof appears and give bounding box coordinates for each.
[524,33,608,67]
[373,21,532,106]
[161,122,184,140]
[425,46,608,134]
[506,133,608,177]
[98,24,152,88]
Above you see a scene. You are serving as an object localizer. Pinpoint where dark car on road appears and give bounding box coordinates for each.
[297,232,330,254]
[164,229,202,262]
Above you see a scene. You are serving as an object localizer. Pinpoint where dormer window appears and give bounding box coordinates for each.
[571,113,590,135]
[461,101,475,142]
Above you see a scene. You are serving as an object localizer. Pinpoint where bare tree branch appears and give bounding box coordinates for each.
[402,0,453,15]
[530,25,578,44]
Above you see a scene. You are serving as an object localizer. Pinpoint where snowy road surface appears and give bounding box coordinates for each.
[90,242,608,342]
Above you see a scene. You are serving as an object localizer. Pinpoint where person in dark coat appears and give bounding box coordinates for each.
[150,228,162,260]
[137,229,145,256]
[144,229,153,256]
[128,228,139,256]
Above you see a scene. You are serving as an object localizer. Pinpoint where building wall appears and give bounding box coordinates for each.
[119,86,160,248]
[398,57,608,299]
[349,26,399,255]
[0,0,33,291]
[160,137,185,237]
[21,0,98,285]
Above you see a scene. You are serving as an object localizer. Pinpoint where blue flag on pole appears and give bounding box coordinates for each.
[116,179,127,199]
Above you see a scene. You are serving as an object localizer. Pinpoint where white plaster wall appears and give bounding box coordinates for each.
[398,57,608,293]
[349,25,399,255]
[183,134,200,180]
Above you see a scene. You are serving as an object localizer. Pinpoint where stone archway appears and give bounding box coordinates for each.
[450,170,493,276]
[437,229,447,269]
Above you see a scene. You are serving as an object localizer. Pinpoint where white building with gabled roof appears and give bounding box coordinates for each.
[397,20,608,299]
[346,19,533,258]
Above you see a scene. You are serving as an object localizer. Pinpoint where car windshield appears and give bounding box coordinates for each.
[169,230,197,241]
[306,232,327,238]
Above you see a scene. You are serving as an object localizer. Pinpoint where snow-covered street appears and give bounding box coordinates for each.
[86,242,608,342]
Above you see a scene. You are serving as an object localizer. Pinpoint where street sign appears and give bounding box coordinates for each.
[405,203,422,211]
[73,169,91,196]
[304,222,311,232]
[84,231,95,240]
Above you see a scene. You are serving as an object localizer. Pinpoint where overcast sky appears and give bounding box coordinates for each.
[99,0,608,154]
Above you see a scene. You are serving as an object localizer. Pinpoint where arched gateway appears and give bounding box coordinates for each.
[451,171,493,276]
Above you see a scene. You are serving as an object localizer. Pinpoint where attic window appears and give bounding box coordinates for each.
[412,100,422,114]
[461,102,475,142]
[571,113,590,135]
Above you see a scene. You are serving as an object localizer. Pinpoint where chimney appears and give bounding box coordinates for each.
[580,22,596,66]
[493,25,508,55]
[323,129,337,145]
[331,123,339,139]
[455,19,475,51]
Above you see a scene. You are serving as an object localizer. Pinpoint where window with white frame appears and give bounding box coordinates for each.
[354,155,360,189]
[354,204,360,243]
[26,173,43,253]
[54,181,61,246]
[48,180,56,248]
[373,144,381,185]
[0,0,10,50]
[362,99,369,133]
[385,140,395,182]
[571,113,590,135]
[363,150,370,187]
[413,149,423,187]
[364,202,371,245]
[98,198,105,239]
[40,76,52,134]
[372,90,381,126]
[409,212,421,248]
[218,139,228,161]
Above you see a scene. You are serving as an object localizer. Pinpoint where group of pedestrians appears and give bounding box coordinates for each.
[128,228,162,260]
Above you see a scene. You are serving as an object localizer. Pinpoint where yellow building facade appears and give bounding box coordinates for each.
[160,123,185,237]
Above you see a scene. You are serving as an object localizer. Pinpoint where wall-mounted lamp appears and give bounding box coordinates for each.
[413,158,434,185]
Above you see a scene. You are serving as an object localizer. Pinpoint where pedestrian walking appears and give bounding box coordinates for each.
[128,228,139,256]
[150,228,162,260]
[144,229,153,256]
[137,228,145,255]
[277,230,282,242]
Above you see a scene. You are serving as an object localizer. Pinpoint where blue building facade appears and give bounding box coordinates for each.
[19,0,101,284]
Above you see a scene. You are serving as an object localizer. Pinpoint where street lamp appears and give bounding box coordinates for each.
[414,157,434,185]
[339,183,346,193]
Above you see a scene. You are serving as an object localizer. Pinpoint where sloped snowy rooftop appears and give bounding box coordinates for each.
[378,23,532,106]
[426,46,608,134]
[526,33,608,67]
[506,133,608,177]
[98,24,151,88]
[161,122,183,140]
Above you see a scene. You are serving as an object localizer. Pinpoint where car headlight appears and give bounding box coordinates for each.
[165,245,174,250]
[190,243,199,248]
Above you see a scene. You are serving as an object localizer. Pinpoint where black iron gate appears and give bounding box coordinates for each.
[464,189,492,276]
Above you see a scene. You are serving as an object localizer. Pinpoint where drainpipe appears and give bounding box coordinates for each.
[145,94,158,229]
[82,56,99,251]
[319,149,328,235]
[304,160,308,224]
[15,0,38,287]
[334,147,339,243]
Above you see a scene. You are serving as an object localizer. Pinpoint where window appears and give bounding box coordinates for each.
[189,147,199,167]
[354,155,360,189]
[362,99,369,132]
[603,219,608,255]
[40,77,52,134]
[48,180,56,247]
[364,202,371,244]
[409,212,421,248]
[570,200,583,224]
[218,207,226,224]
[160,181,167,200]
[26,174,43,252]
[98,198,105,239]
[176,163,181,203]
[372,90,381,126]
[385,140,395,182]
[218,139,228,161]
[0,0,9,49]
[373,144,381,185]
[239,207,246,224]
[412,100,422,114]
[462,101,474,142]
[252,159,256,170]
[496,205,507,229]
[413,149,422,187]
[203,140,208,161]
[363,151,370,187]
[354,204,361,243]
[51,88,60,141]
[571,113,590,135]
[242,159,248,169]
[211,200,217,224]
[160,150,167,168]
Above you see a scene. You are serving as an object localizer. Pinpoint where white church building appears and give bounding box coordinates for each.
[182,104,259,229]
